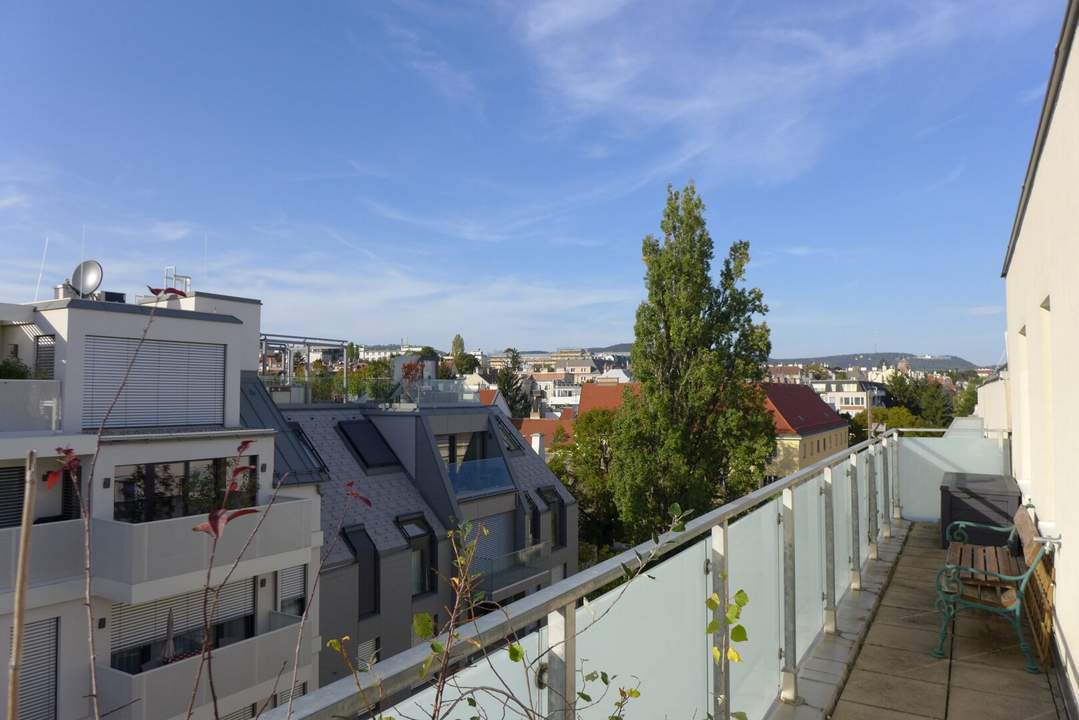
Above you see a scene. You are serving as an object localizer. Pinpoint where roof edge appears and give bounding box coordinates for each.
[1002,0,1079,277]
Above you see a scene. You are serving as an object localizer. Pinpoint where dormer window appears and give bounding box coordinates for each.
[398,516,435,596]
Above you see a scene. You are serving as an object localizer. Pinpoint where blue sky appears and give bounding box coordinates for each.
[0,1,1063,364]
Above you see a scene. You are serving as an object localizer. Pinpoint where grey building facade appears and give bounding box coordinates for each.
[241,385,578,691]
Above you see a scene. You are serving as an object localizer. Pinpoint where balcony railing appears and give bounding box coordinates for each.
[446,457,516,498]
[0,518,83,592]
[92,496,312,603]
[267,427,1013,720]
[98,612,308,720]
[0,379,61,432]
[475,541,551,599]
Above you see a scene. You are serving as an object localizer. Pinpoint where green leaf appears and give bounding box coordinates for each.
[627,688,640,698]
[727,646,742,663]
[730,624,748,642]
[584,671,598,682]
[327,638,341,652]
[725,604,741,624]
[578,691,592,702]
[412,613,434,640]
[706,592,721,611]
[711,646,723,665]
[706,619,721,634]
[430,640,444,653]
[732,712,749,720]
[507,643,524,662]
[467,697,477,707]
[420,654,434,677]
[601,671,610,686]
[734,589,749,607]
[672,520,686,532]
[669,502,682,518]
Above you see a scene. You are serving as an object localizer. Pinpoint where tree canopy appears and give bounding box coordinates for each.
[609,183,775,541]
[496,347,530,417]
[547,409,622,549]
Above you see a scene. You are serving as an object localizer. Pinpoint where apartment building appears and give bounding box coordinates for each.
[0,289,321,720]
[997,0,1079,703]
[763,383,849,480]
[251,397,577,692]
[809,379,887,417]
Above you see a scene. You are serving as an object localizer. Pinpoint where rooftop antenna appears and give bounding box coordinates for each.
[34,236,50,301]
[68,259,104,298]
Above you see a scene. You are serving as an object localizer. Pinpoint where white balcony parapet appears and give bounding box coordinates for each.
[265,427,1010,720]
[0,379,62,432]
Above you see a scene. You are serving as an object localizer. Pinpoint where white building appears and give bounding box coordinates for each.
[809,380,887,417]
[0,289,321,720]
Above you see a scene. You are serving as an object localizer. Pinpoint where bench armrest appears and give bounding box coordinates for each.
[945,520,1015,544]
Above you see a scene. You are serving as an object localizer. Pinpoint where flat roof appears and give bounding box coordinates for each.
[32,298,242,324]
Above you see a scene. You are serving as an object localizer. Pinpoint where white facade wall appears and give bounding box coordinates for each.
[1003,13,1079,701]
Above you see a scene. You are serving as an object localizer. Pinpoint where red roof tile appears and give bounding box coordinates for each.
[513,416,575,448]
[578,382,641,414]
[478,388,499,406]
[763,383,848,436]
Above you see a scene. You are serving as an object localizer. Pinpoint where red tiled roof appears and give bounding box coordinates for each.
[478,388,499,406]
[763,383,848,436]
[513,415,575,448]
[578,382,641,414]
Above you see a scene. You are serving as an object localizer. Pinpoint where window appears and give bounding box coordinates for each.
[34,334,55,379]
[538,487,565,549]
[398,517,435,596]
[496,419,523,452]
[113,456,258,523]
[278,565,306,616]
[344,526,380,617]
[339,421,399,469]
[355,636,380,669]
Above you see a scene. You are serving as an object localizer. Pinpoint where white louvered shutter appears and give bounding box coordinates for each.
[10,617,59,720]
[82,336,225,429]
[276,681,307,707]
[355,636,379,666]
[220,705,255,720]
[34,335,56,379]
[277,565,306,604]
[111,578,255,651]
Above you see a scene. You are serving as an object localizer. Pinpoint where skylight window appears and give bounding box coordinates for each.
[338,420,399,469]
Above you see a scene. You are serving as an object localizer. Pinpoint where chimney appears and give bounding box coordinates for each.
[531,433,545,461]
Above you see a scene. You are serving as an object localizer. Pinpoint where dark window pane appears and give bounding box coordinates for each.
[339,421,399,468]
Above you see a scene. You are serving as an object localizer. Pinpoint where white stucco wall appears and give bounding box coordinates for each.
[1004,20,1079,701]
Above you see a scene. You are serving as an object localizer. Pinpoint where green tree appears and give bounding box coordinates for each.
[451,334,465,359]
[849,406,923,443]
[953,378,982,417]
[549,409,622,548]
[609,183,775,541]
[496,347,530,417]
[455,353,479,375]
[418,346,440,362]
[919,381,954,427]
[805,363,829,380]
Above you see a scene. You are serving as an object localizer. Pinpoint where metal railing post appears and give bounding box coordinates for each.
[880,437,892,538]
[781,487,798,703]
[546,601,576,720]
[848,452,862,590]
[867,445,879,560]
[711,522,731,720]
[893,431,902,520]
[822,466,837,633]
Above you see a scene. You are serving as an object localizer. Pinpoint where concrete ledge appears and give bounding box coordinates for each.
[770,521,912,720]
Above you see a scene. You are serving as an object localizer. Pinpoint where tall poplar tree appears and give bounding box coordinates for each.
[610,183,775,540]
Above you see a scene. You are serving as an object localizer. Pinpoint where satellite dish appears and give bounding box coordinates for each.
[69,260,103,297]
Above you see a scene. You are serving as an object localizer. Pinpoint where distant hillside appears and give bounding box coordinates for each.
[770,352,979,371]
[588,343,633,353]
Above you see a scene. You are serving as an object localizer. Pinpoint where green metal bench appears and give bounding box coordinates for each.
[932,505,1057,673]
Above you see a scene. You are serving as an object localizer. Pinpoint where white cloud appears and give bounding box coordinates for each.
[384,22,478,104]
[0,190,28,210]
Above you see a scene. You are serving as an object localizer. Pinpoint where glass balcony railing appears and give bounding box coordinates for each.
[445,457,516,498]
[265,427,1017,720]
[0,379,62,432]
[474,541,550,595]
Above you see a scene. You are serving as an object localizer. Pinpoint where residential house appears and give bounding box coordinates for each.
[595,368,631,385]
[763,383,849,480]
[768,364,806,384]
[809,379,887,417]
[0,289,322,720]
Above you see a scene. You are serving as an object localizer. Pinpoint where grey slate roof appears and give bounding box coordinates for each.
[280,407,447,563]
[239,371,327,486]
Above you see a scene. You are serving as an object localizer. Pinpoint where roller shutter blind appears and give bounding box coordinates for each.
[276,681,307,707]
[9,617,59,720]
[474,511,514,560]
[110,578,255,651]
[82,336,225,430]
[0,466,24,528]
[34,335,55,379]
[277,565,306,603]
[221,705,255,720]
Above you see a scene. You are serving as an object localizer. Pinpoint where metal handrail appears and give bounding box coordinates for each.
[267,428,928,719]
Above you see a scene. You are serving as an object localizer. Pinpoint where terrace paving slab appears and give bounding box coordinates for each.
[829,522,1064,720]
